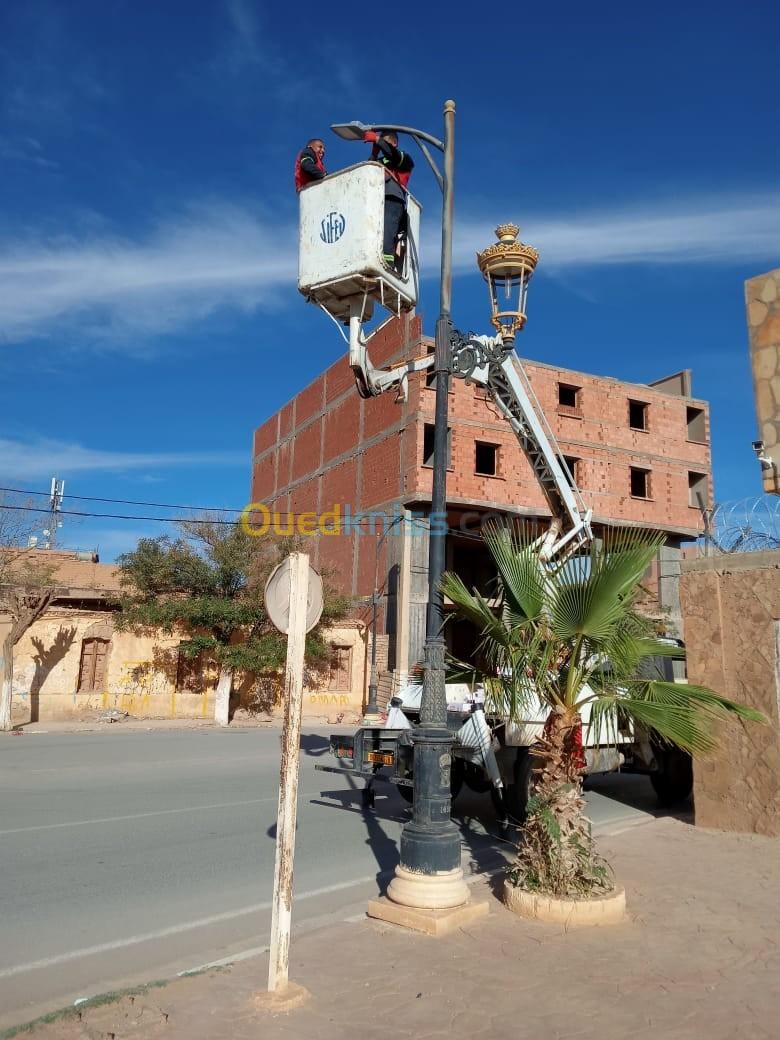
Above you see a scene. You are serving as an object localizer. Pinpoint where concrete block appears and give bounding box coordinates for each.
[366,896,490,936]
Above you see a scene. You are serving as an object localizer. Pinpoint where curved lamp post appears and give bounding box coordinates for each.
[331,109,540,913]
[333,102,466,910]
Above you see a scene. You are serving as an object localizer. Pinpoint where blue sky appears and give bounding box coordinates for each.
[1,0,778,559]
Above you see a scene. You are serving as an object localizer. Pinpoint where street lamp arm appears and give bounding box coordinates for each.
[330,121,445,193]
[411,135,444,191]
[331,120,444,152]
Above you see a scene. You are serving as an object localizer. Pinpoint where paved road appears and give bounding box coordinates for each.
[0,728,668,1029]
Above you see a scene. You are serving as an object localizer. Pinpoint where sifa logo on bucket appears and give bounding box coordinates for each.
[320,211,346,244]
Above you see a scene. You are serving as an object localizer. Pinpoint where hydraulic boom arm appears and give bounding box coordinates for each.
[349,320,592,562]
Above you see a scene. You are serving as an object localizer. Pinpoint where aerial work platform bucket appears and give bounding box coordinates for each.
[298,161,421,324]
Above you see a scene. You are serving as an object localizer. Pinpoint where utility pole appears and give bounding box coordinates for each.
[44,478,65,549]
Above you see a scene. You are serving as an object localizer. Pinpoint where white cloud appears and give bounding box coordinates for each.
[1,190,778,347]
[452,192,780,270]
[0,201,297,343]
[0,437,246,480]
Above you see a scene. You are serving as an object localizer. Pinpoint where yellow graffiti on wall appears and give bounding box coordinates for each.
[309,693,351,706]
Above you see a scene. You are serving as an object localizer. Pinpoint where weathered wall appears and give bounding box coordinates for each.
[680,552,780,835]
[10,608,367,724]
[746,267,780,493]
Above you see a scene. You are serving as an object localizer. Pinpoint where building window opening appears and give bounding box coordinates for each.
[630,467,651,499]
[688,471,708,509]
[687,406,706,443]
[423,423,451,468]
[629,399,648,431]
[329,645,352,692]
[425,346,436,388]
[561,455,580,486]
[78,637,110,692]
[558,383,580,409]
[475,441,499,476]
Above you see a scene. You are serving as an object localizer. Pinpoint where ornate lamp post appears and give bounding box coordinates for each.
[333,103,467,909]
[332,110,541,913]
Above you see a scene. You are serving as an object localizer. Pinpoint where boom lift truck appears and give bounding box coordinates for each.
[298,160,692,819]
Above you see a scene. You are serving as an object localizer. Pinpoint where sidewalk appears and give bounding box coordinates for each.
[11,816,780,1040]
[5,717,285,735]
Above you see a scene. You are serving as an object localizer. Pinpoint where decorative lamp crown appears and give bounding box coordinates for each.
[476,223,539,342]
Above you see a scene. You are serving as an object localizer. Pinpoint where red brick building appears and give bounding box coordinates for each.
[251,315,711,698]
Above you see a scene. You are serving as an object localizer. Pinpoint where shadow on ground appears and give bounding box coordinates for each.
[585,770,694,825]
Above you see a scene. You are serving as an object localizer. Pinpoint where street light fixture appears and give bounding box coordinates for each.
[332,103,468,911]
[477,223,539,344]
[329,111,542,915]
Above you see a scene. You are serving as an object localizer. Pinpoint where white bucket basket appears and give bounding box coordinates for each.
[298,161,421,323]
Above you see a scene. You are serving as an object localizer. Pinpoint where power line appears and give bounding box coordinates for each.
[0,485,244,514]
[0,501,499,544]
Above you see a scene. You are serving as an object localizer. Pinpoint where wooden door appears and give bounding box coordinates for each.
[78,638,110,691]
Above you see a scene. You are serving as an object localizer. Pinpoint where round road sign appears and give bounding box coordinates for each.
[264,557,324,635]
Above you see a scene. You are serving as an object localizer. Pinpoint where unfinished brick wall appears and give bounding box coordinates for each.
[680,552,780,836]
[408,353,711,536]
[252,317,712,605]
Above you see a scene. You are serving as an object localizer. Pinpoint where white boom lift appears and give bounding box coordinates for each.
[298,161,592,562]
[304,161,690,817]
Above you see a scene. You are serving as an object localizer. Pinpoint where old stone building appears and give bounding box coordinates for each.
[5,550,367,724]
[251,314,712,697]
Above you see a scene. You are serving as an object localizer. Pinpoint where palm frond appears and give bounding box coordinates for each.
[483,523,547,622]
[550,536,663,642]
[595,681,767,756]
[440,572,512,649]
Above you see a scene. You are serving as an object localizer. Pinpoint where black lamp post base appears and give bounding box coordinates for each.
[398,727,462,873]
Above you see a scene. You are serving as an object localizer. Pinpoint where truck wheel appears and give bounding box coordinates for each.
[396,759,464,805]
[504,747,534,823]
[650,747,693,806]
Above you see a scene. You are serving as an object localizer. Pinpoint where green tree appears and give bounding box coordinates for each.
[1,498,58,731]
[441,523,764,898]
[116,519,349,725]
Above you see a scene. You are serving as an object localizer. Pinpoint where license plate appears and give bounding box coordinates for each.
[366,751,394,766]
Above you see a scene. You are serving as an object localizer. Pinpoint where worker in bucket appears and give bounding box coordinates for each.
[364,130,414,272]
[294,138,327,192]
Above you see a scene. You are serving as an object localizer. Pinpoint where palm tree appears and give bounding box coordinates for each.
[441,523,764,898]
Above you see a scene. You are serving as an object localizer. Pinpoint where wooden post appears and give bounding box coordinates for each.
[267,553,309,993]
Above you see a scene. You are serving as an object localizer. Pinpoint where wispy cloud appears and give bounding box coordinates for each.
[1,190,777,346]
[0,135,59,170]
[211,0,369,109]
[0,437,246,480]
[0,201,297,343]
[453,192,780,270]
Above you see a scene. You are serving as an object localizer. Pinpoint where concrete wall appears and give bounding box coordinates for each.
[746,268,780,493]
[9,608,368,724]
[680,552,780,836]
